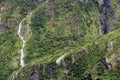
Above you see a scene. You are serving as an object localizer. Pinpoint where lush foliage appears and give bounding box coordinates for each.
[0,0,40,79]
[0,0,120,80]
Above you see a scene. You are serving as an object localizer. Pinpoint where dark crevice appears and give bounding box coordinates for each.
[98,0,115,34]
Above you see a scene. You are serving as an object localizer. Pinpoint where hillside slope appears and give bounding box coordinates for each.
[0,0,120,80]
[14,28,120,80]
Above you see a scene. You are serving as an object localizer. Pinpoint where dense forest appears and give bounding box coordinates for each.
[0,0,120,80]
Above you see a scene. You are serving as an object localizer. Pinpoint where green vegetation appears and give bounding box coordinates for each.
[0,0,120,80]
[0,0,40,79]
[0,30,20,80]
[15,28,120,80]
[25,0,101,64]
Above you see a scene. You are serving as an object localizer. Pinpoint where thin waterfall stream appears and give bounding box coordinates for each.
[18,18,26,68]
[11,13,32,80]
[11,18,26,80]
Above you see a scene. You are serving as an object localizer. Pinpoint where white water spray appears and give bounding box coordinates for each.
[56,53,68,66]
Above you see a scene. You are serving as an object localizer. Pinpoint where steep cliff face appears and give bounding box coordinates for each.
[98,0,114,34]
[0,0,120,80]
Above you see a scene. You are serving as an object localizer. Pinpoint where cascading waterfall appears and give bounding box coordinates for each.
[17,18,26,68]
[11,13,31,79]
[11,19,26,80]
[11,13,31,80]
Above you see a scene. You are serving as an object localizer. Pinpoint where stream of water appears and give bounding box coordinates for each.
[11,13,32,80]
[17,18,25,68]
[11,18,25,80]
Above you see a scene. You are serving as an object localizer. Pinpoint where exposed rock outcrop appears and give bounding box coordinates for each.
[103,58,112,69]
[103,53,120,69]
[106,40,116,51]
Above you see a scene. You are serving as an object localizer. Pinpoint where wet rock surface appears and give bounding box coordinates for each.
[98,0,115,34]
[62,56,72,74]
[28,66,39,80]
[45,62,57,78]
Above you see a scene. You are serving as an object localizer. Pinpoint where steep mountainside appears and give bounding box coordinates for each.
[0,0,120,80]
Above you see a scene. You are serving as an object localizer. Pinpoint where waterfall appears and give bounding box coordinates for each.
[17,18,26,68]
[10,13,32,80]
[56,53,68,66]
[10,19,25,79]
